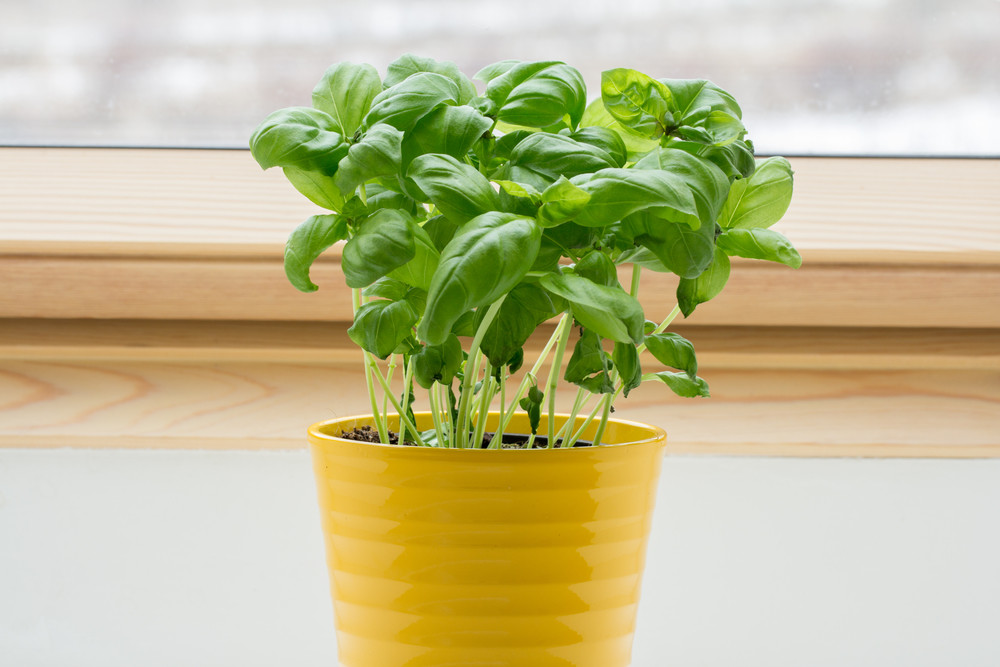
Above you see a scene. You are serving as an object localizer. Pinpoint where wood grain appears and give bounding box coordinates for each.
[1,320,997,457]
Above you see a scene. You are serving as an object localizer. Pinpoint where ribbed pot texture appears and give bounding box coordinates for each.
[308,412,666,667]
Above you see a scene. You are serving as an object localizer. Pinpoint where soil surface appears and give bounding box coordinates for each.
[339,427,592,448]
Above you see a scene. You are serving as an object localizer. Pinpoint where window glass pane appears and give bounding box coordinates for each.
[2,0,997,155]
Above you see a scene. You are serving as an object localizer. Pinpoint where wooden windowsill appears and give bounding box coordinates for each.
[1,148,998,456]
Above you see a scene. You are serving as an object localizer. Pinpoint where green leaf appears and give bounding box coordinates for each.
[362,276,410,301]
[518,384,544,435]
[665,137,757,182]
[249,107,348,174]
[570,168,702,229]
[333,124,403,194]
[601,68,676,138]
[539,271,644,345]
[505,132,620,190]
[572,249,620,288]
[311,62,382,137]
[579,98,659,159]
[341,209,416,288]
[644,371,711,398]
[407,154,499,223]
[645,332,698,378]
[419,212,542,345]
[718,157,794,229]
[283,214,349,292]
[538,176,591,227]
[499,133,618,193]
[677,246,731,317]
[633,147,731,224]
[717,228,802,268]
[624,210,717,279]
[384,54,476,105]
[348,299,418,359]
[485,61,588,129]
[412,334,463,388]
[564,328,615,394]
[494,180,541,203]
[422,215,461,251]
[474,59,519,84]
[660,79,743,121]
[387,221,441,290]
[281,167,346,211]
[476,283,558,368]
[400,104,493,171]
[363,72,460,131]
[612,341,642,397]
[569,126,628,167]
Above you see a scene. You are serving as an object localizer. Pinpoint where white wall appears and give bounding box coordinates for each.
[2,450,998,666]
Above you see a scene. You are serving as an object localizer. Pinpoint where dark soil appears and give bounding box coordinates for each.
[340,427,592,448]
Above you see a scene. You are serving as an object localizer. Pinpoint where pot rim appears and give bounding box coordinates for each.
[308,411,666,451]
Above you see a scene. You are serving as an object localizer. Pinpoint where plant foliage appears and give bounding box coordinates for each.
[251,55,799,448]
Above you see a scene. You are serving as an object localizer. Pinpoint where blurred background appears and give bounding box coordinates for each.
[2,0,998,155]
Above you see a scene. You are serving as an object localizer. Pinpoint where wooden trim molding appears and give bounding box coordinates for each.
[1,148,998,456]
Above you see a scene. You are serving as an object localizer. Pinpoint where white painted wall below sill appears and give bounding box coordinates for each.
[2,450,998,667]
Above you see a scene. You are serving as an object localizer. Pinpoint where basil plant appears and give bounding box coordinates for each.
[250,55,798,448]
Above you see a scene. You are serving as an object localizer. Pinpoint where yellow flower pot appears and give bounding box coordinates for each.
[308,412,666,667]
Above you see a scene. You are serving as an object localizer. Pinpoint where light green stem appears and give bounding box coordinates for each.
[554,387,589,448]
[564,394,608,448]
[545,314,574,444]
[630,264,642,298]
[428,382,446,447]
[456,297,507,448]
[398,354,415,445]
[371,363,425,447]
[591,393,614,447]
[471,361,495,449]
[353,288,387,442]
[499,312,572,435]
[636,304,682,355]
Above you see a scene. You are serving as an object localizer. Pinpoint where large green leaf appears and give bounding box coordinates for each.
[363,72,460,131]
[538,176,591,227]
[564,328,615,394]
[569,168,702,229]
[623,210,717,279]
[249,107,348,174]
[476,282,558,368]
[384,54,476,105]
[387,222,441,290]
[341,209,416,288]
[334,124,403,194]
[645,332,698,378]
[400,105,493,170]
[677,246,731,317]
[569,126,628,168]
[718,157,794,229]
[665,137,757,182]
[572,249,620,288]
[407,154,499,223]
[348,299,418,359]
[283,214,349,292]
[419,212,542,345]
[717,228,801,268]
[601,68,676,138]
[281,167,346,211]
[539,271,644,344]
[660,78,743,120]
[579,98,659,159]
[311,62,381,137]
[633,147,731,223]
[484,61,587,129]
[505,132,619,190]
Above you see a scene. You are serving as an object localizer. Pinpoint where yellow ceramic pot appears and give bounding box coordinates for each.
[308,412,666,667]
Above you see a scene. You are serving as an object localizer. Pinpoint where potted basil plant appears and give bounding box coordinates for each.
[251,54,798,667]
